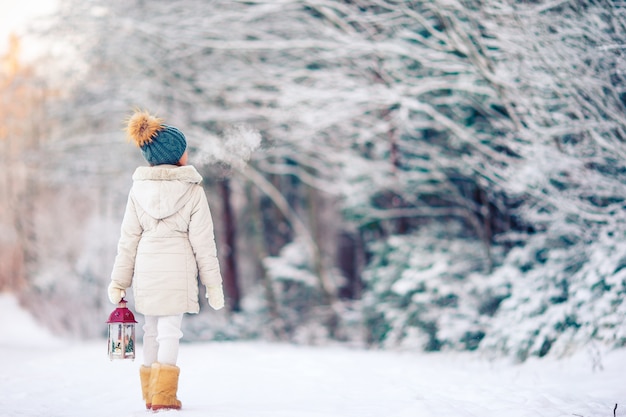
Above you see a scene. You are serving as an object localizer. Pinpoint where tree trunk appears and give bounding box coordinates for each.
[248,183,286,340]
[219,178,241,311]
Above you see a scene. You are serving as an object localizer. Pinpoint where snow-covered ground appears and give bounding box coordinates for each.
[0,292,625,417]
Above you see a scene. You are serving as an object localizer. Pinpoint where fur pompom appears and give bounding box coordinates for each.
[126,110,164,147]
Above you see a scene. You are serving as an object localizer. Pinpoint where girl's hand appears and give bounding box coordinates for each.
[108,282,126,304]
[206,285,225,310]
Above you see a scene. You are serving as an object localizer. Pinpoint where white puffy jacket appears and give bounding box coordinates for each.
[109,165,223,315]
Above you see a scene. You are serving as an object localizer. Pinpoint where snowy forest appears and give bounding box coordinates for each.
[1,0,625,363]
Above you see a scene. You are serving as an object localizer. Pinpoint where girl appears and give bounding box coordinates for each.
[108,110,224,410]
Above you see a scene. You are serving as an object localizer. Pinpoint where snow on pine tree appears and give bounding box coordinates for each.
[474,0,626,360]
[361,0,626,360]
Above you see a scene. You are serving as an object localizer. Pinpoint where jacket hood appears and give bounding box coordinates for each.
[131,165,203,220]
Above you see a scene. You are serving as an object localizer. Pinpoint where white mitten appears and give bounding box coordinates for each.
[108,282,126,304]
[206,285,225,310]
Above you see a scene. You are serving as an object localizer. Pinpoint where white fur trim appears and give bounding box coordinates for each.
[132,165,203,183]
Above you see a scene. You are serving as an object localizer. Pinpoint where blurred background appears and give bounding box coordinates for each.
[1,0,625,362]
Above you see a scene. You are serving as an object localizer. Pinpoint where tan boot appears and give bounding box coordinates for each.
[139,365,152,409]
[149,362,182,411]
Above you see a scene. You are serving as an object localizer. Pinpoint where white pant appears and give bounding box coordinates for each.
[142,315,183,366]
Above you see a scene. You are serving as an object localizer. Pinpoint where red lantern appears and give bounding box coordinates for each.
[107,298,137,360]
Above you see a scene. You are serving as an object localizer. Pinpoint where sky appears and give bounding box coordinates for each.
[1,292,626,417]
[0,0,58,56]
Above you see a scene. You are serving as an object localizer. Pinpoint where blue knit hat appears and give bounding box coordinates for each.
[126,111,187,166]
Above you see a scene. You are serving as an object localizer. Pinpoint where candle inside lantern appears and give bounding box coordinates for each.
[107,298,137,360]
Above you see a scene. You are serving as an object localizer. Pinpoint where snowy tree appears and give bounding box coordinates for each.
[360,0,626,359]
[12,0,626,359]
[467,0,626,361]
[0,35,52,293]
